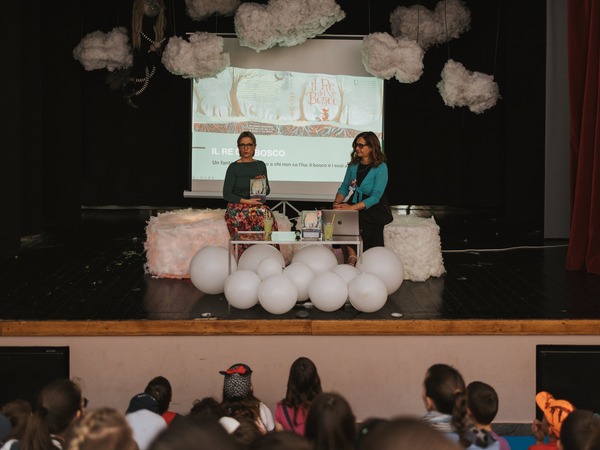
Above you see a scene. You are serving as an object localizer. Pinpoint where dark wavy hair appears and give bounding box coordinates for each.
[349,131,386,167]
[144,376,172,415]
[305,392,355,450]
[424,364,469,448]
[282,357,322,426]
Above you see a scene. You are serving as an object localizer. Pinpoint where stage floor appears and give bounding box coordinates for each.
[1,208,599,336]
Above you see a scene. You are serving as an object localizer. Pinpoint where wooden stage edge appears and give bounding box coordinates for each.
[2,319,600,337]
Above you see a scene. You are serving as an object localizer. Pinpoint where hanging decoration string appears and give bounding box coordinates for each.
[445,0,451,59]
[493,0,502,75]
[417,0,420,45]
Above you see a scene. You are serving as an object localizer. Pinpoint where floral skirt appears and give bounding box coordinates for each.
[225,203,279,257]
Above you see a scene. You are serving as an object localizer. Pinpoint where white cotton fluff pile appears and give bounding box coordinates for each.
[390,0,470,51]
[162,32,230,79]
[73,27,132,71]
[361,32,424,83]
[383,215,446,282]
[184,0,241,21]
[144,209,293,278]
[437,59,500,114]
[234,0,346,52]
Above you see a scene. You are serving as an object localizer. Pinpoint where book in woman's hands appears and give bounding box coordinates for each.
[250,178,267,203]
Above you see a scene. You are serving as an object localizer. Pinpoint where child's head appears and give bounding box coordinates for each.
[285,357,322,408]
[305,392,356,450]
[220,364,254,401]
[536,391,575,439]
[466,381,499,426]
[423,364,466,414]
[558,409,600,450]
[144,376,172,415]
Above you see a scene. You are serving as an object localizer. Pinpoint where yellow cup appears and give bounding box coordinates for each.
[263,217,273,235]
[323,222,334,240]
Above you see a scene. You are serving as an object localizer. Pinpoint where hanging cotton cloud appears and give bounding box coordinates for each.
[184,0,240,21]
[234,0,345,52]
[361,33,424,83]
[73,27,132,71]
[390,0,470,50]
[437,60,500,114]
[162,32,230,79]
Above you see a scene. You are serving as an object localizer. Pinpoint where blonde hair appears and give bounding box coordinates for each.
[65,408,136,450]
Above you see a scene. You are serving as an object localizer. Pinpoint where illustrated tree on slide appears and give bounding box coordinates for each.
[230,68,260,117]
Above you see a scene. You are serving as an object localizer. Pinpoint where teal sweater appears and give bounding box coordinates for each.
[223,160,270,203]
[336,162,388,209]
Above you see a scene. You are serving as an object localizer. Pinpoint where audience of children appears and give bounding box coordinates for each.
[274,357,322,435]
[4,358,599,450]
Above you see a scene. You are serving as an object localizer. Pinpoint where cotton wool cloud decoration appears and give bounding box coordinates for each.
[390,0,470,51]
[162,32,230,79]
[184,0,240,21]
[234,0,346,52]
[437,60,500,114]
[73,27,132,72]
[361,32,424,83]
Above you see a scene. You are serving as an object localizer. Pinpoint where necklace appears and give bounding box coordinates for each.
[141,26,157,44]
[357,163,371,172]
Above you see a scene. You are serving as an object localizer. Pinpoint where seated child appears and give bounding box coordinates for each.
[529,391,574,449]
[466,381,511,450]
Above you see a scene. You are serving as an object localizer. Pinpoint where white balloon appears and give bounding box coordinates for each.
[256,256,284,280]
[308,272,348,312]
[283,263,315,301]
[238,244,285,272]
[224,270,261,309]
[357,247,404,294]
[291,245,338,275]
[189,246,237,294]
[258,274,298,314]
[331,264,360,284]
[348,273,388,313]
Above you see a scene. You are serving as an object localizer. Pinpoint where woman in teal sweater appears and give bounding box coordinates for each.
[223,131,277,248]
[333,131,391,264]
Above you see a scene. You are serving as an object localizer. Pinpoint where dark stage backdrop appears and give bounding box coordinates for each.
[3,0,546,251]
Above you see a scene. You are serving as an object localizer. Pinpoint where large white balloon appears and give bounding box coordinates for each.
[258,274,298,314]
[189,246,237,294]
[331,264,360,285]
[291,245,338,275]
[357,247,404,294]
[256,256,284,280]
[308,272,348,312]
[224,270,261,309]
[283,263,315,301]
[348,273,388,313]
[238,244,285,272]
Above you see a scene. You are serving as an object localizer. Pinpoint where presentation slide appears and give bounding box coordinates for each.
[187,37,384,201]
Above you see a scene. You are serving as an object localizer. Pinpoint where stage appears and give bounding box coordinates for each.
[1,208,599,336]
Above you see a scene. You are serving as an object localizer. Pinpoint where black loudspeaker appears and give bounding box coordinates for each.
[0,346,70,409]
[536,344,600,414]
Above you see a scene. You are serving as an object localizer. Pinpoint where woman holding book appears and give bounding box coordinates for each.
[333,131,392,265]
[223,131,277,248]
